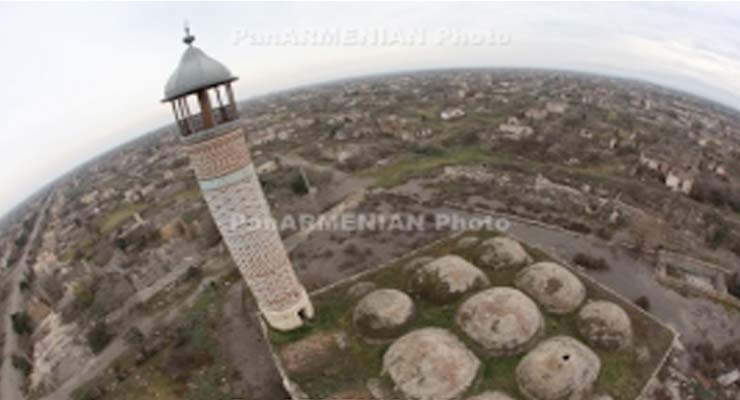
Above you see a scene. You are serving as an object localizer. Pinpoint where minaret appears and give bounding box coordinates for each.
[162,27,313,331]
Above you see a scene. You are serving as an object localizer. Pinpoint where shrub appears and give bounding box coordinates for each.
[87,321,113,354]
[634,296,651,311]
[343,243,360,256]
[729,272,740,299]
[290,172,309,195]
[705,220,730,249]
[572,253,610,271]
[732,240,740,258]
[653,386,672,400]
[411,143,446,157]
[341,153,376,172]
[596,226,614,241]
[459,131,481,147]
[11,312,33,335]
[62,283,96,323]
[124,327,145,347]
[199,214,222,248]
[14,233,28,248]
[185,265,203,281]
[564,220,592,234]
[75,386,105,400]
[11,355,32,376]
[39,274,65,303]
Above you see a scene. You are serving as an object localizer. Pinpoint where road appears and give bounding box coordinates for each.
[103,256,203,324]
[1,194,52,400]
[437,201,740,346]
[219,284,288,400]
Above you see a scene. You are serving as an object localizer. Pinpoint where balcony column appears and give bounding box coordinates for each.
[197,89,215,129]
[171,101,186,135]
[226,83,237,119]
[215,86,227,121]
[180,97,193,134]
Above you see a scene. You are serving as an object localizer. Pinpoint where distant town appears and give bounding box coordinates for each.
[1,69,740,400]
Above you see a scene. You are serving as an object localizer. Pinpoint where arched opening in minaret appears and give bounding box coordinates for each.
[298,307,312,323]
[169,82,239,137]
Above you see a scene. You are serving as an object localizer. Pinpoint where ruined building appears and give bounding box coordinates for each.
[162,28,313,330]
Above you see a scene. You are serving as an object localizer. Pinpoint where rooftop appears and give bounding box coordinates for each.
[163,29,237,101]
[263,230,676,400]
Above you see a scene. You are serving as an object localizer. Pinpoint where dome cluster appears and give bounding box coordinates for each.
[344,236,636,400]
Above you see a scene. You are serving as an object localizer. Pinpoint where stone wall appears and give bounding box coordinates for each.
[657,250,734,298]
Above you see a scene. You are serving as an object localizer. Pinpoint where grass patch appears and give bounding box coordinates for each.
[94,188,200,238]
[97,203,148,234]
[364,147,493,187]
[60,233,97,263]
[476,355,521,395]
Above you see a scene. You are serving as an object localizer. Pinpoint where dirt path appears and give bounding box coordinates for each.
[219,283,289,400]
[1,194,53,400]
[103,257,201,324]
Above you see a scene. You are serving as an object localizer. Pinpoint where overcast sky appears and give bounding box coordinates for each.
[2,2,740,215]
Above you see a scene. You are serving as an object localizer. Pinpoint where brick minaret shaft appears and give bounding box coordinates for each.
[163,28,313,331]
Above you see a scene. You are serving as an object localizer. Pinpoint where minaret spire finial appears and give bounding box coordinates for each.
[183,20,195,46]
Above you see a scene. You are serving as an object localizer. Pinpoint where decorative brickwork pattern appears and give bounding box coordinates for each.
[185,125,310,327]
[202,163,305,312]
[185,128,251,180]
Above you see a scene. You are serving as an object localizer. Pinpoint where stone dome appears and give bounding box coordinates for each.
[577,300,633,351]
[402,256,435,274]
[457,236,481,249]
[383,328,480,400]
[516,336,601,400]
[466,391,517,400]
[515,262,586,314]
[408,255,490,304]
[478,237,533,270]
[347,281,377,299]
[455,287,544,356]
[353,289,415,339]
[164,43,237,101]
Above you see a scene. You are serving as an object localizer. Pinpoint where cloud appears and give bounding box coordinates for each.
[2,3,740,215]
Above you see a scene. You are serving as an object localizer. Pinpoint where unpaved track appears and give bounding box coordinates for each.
[219,284,289,400]
[1,194,53,400]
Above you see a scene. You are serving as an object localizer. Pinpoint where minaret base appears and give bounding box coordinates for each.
[262,289,315,331]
